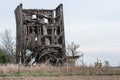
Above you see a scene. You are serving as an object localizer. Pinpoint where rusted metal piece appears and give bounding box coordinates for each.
[15,4,66,65]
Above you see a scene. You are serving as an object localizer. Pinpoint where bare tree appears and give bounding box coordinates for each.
[66,42,81,65]
[104,60,110,68]
[1,29,15,63]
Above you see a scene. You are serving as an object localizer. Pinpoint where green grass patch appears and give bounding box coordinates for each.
[0,72,60,77]
[0,73,23,77]
[29,73,59,77]
[0,72,120,77]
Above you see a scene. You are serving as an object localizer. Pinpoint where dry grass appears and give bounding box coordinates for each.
[0,64,120,80]
[0,64,120,76]
[0,76,120,80]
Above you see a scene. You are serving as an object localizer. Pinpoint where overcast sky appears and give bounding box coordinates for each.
[0,0,120,66]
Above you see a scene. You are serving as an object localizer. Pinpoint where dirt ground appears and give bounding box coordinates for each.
[0,75,120,80]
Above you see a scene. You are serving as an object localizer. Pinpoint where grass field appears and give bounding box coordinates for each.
[0,64,120,75]
[0,64,120,80]
[0,75,120,80]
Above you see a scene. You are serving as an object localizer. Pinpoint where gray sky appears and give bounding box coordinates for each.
[0,0,120,66]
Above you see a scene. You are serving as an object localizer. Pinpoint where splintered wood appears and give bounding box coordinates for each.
[15,4,66,65]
